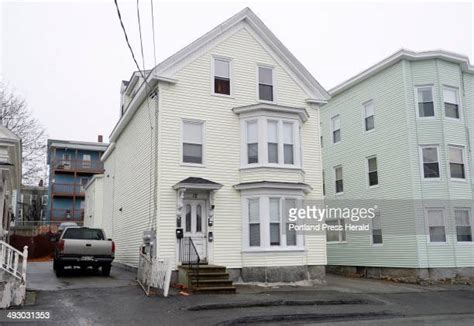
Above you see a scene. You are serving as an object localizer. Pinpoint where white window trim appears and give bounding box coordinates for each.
[425,207,448,245]
[419,145,441,181]
[362,100,375,134]
[414,85,436,119]
[181,118,206,167]
[334,165,344,195]
[370,210,383,246]
[256,64,276,103]
[211,55,233,98]
[454,207,473,245]
[242,195,305,252]
[240,117,301,169]
[366,155,379,189]
[325,218,347,244]
[442,85,463,122]
[448,144,468,182]
[331,114,341,145]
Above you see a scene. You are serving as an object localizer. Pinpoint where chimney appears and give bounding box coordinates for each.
[98,135,103,143]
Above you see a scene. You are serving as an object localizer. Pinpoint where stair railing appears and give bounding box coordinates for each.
[0,241,28,284]
[179,237,200,290]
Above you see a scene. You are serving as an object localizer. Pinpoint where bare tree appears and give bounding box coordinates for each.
[0,83,47,185]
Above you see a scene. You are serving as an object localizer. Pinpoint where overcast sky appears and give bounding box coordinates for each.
[1,0,473,143]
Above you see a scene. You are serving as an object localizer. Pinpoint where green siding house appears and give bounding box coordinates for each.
[321,50,474,283]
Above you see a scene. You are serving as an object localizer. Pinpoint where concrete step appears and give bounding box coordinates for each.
[182,264,227,274]
[191,279,234,288]
[189,272,230,280]
[193,285,237,294]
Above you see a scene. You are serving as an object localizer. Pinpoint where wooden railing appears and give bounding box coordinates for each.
[0,241,28,283]
[179,237,200,289]
[51,158,104,172]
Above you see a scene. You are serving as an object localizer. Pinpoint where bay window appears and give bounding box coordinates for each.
[243,117,300,167]
[416,86,435,117]
[245,196,303,250]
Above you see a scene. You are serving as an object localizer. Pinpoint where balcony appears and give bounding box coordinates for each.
[50,208,84,221]
[51,183,85,197]
[51,158,104,173]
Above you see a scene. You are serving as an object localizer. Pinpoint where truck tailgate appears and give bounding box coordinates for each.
[63,239,112,256]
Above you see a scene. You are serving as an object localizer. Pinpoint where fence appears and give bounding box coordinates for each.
[137,248,173,297]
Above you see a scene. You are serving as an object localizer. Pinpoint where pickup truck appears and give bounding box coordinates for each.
[53,227,115,277]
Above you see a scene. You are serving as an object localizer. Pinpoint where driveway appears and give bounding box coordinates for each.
[14,263,474,325]
[26,261,136,291]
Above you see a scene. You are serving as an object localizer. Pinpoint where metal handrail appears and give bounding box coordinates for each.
[51,158,104,171]
[179,237,200,290]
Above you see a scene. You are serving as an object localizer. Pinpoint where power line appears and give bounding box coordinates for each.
[150,0,157,66]
[136,0,146,70]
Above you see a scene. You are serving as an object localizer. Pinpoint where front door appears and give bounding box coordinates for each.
[183,200,207,261]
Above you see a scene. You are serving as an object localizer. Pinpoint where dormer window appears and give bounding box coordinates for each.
[258,66,274,101]
[213,58,231,95]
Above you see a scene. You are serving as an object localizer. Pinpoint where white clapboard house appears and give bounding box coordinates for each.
[95,7,329,291]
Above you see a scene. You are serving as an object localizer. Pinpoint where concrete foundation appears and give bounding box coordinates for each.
[326,265,474,284]
[229,265,325,284]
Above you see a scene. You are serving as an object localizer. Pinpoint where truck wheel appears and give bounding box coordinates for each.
[53,259,58,271]
[102,264,111,276]
[55,263,64,277]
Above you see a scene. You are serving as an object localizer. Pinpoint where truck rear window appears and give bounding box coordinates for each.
[63,228,104,240]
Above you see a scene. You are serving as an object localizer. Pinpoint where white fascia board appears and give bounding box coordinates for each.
[234,181,313,194]
[101,142,115,162]
[109,77,159,142]
[330,49,474,96]
[232,103,310,122]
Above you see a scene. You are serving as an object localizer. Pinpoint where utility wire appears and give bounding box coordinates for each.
[150,0,157,66]
[136,0,146,70]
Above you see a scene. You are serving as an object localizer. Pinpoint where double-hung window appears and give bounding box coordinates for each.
[371,210,383,244]
[283,122,294,164]
[267,121,278,163]
[449,146,466,179]
[213,58,231,95]
[455,209,472,242]
[331,115,341,144]
[246,196,301,250]
[326,218,346,243]
[363,101,375,131]
[182,120,204,164]
[258,66,274,101]
[269,198,281,246]
[416,86,435,117]
[367,156,378,187]
[421,146,440,179]
[427,208,446,242]
[284,199,297,246]
[247,121,259,164]
[244,118,299,167]
[248,199,260,247]
[335,166,343,194]
[443,87,460,119]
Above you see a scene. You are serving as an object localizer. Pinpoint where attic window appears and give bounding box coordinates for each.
[213,58,231,95]
[258,66,274,102]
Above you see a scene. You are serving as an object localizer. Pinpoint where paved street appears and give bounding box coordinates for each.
[9,262,474,325]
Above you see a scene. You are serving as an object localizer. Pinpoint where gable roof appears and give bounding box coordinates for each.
[108,7,329,144]
[151,7,329,101]
[330,49,474,96]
